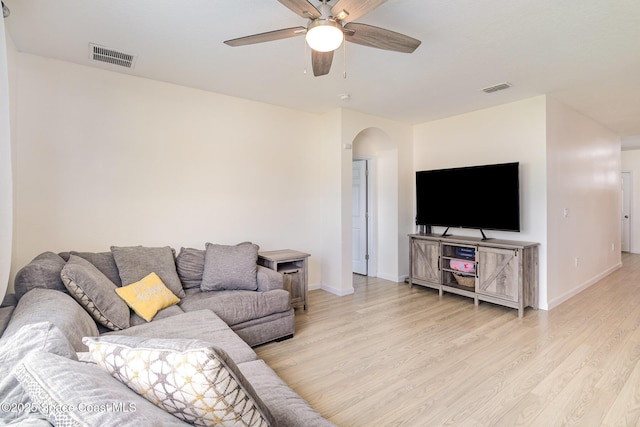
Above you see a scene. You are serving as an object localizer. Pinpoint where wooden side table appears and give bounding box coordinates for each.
[258,250,310,310]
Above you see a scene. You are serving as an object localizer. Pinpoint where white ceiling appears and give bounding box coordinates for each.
[4,0,640,137]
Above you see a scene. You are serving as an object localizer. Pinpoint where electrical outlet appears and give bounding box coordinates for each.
[574,256,579,267]
[563,208,569,218]
[611,243,615,252]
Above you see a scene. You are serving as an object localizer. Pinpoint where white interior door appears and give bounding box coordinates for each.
[622,171,631,252]
[352,160,368,275]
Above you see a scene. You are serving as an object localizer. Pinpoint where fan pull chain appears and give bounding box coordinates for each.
[343,41,347,79]
[303,37,308,75]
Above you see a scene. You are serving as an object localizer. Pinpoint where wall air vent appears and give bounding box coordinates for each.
[481,82,512,94]
[89,44,137,69]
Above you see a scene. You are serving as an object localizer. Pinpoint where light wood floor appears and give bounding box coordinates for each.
[256,253,640,426]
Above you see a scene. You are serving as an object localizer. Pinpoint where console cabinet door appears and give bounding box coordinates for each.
[411,239,440,284]
[477,246,520,302]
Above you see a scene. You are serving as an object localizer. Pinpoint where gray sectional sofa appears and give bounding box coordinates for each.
[0,244,335,426]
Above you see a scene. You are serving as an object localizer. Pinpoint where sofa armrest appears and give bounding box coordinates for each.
[14,252,68,300]
[256,266,283,292]
[1,293,17,307]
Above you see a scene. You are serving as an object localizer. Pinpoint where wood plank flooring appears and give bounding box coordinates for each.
[256,253,640,426]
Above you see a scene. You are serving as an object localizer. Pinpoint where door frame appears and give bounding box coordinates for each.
[353,156,377,277]
[622,170,633,253]
[352,159,368,275]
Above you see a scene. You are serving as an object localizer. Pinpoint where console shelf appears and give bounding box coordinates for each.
[409,234,539,317]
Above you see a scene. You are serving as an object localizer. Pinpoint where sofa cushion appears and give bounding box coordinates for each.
[14,350,190,426]
[180,289,291,326]
[3,288,99,352]
[238,359,337,427]
[129,304,185,327]
[67,250,123,287]
[84,335,274,427]
[13,252,66,300]
[61,255,130,331]
[176,247,205,289]
[0,305,14,336]
[116,272,180,322]
[231,310,295,348]
[111,245,185,298]
[201,242,259,291]
[0,322,77,425]
[103,309,258,364]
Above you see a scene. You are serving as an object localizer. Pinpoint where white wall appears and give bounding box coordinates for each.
[413,96,549,307]
[0,25,14,301]
[9,52,621,311]
[622,150,640,253]
[11,53,330,292]
[545,97,621,308]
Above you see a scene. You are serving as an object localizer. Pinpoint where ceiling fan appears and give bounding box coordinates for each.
[224,0,421,77]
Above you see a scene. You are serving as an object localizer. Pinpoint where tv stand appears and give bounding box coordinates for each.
[441,227,452,237]
[408,234,539,317]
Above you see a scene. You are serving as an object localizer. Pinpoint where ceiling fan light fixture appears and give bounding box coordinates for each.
[306,19,344,52]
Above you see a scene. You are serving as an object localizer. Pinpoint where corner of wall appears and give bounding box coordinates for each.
[0,21,15,299]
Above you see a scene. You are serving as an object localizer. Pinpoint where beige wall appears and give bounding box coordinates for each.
[546,97,621,308]
[6,50,623,308]
[412,95,622,310]
[9,53,414,297]
[413,96,549,306]
[11,53,331,291]
[0,25,13,299]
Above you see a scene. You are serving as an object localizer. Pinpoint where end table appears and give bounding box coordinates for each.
[258,250,310,310]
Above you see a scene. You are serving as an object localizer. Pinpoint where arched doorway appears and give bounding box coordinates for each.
[351,128,398,279]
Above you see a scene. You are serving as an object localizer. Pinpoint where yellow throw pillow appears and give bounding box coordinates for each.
[115,272,180,322]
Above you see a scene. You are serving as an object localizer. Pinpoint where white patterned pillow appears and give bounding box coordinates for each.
[83,336,274,427]
[61,255,130,330]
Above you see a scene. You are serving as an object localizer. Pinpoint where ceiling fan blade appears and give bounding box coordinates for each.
[331,0,388,24]
[224,27,306,47]
[277,0,321,19]
[311,50,334,76]
[344,23,421,53]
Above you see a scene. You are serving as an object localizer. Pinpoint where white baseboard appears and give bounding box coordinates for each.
[547,262,623,310]
[377,273,408,283]
[320,284,355,296]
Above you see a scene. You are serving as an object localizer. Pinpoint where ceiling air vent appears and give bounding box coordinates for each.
[89,44,137,69]
[481,82,512,94]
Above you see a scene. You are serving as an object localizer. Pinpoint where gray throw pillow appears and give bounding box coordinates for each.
[0,322,76,425]
[111,246,185,298]
[69,251,123,286]
[175,247,205,289]
[200,242,259,291]
[14,350,189,427]
[61,255,130,331]
[13,252,67,300]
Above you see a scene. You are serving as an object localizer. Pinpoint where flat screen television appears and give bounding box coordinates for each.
[416,162,520,234]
